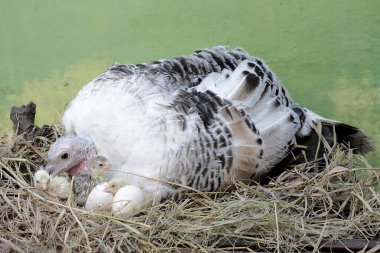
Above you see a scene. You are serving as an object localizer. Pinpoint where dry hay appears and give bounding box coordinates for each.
[0,128,379,253]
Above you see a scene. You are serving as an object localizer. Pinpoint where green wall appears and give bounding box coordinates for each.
[1,0,379,165]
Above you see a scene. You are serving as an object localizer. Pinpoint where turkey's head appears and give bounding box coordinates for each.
[45,136,97,176]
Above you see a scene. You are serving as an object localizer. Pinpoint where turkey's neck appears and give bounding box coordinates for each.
[67,154,95,176]
[68,137,97,176]
[74,136,97,157]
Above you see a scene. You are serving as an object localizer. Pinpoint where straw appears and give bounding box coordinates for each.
[0,128,379,252]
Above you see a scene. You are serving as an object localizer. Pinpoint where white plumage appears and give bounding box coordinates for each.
[45,46,374,213]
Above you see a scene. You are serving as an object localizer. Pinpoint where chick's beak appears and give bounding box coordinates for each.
[41,183,48,191]
[103,187,114,194]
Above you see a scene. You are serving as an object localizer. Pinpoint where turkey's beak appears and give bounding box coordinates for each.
[45,163,62,176]
[45,161,73,176]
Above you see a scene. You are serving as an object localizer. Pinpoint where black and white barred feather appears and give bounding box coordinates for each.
[171,89,262,191]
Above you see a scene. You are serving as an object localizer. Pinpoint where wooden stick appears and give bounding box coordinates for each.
[10,102,54,141]
[211,237,380,252]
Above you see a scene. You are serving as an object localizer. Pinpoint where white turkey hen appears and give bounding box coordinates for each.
[45,46,374,206]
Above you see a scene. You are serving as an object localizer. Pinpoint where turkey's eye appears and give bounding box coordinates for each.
[98,162,103,167]
[61,152,69,160]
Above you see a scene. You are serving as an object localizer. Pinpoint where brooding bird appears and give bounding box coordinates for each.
[73,156,111,206]
[44,46,374,213]
[34,169,71,199]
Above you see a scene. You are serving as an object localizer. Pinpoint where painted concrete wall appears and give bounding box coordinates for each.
[0,0,379,165]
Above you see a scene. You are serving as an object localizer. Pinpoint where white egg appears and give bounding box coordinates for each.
[112,185,146,218]
[85,182,113,212]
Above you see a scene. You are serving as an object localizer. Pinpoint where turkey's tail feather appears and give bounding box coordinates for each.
[267,112,376,181]
[332,123,375,155]
[299,110,375,156]
[301,117,374,157]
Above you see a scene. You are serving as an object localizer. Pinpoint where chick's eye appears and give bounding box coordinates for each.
[61,152,69,160]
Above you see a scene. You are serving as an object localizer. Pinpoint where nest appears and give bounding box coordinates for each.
[0,128,379,253]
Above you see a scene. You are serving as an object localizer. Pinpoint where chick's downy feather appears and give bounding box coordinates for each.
[74,156,111,206]
[34,170,71,199]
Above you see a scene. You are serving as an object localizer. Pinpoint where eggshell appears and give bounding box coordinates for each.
[85,182,113,211]
[112,185,146,218]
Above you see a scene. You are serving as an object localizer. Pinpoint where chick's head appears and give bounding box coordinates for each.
[34,170,51,191]
[103,178,129,195]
